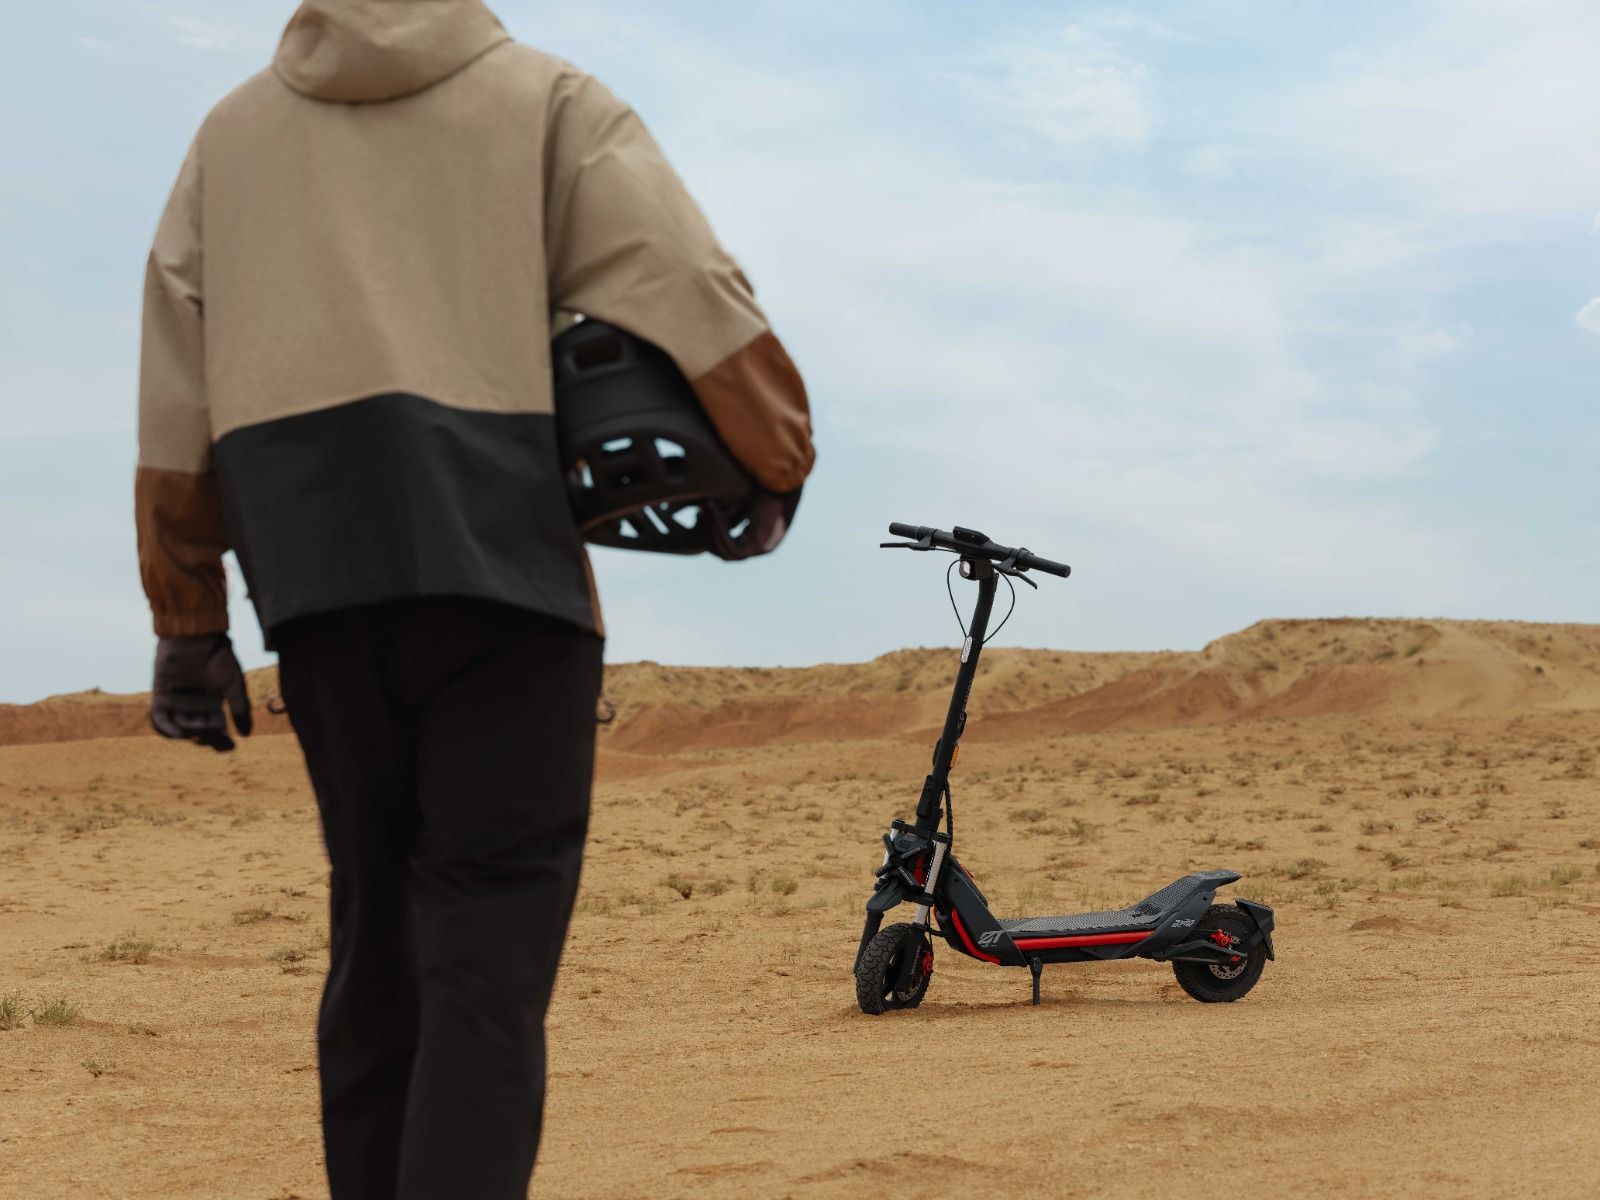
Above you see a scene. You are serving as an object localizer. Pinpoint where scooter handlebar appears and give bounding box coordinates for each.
[885,522,1071,578]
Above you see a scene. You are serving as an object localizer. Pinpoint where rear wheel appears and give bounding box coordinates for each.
[1172,903,1266,1003]
[855,922,933,1015]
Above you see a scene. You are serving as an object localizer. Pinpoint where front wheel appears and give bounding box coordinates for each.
[855,922,933,1015]
[1172,903,1267,1003]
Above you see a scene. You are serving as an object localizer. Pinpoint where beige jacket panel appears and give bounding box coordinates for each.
[197,46,563,443]
[138,140,211,475]
[544,73,815,492]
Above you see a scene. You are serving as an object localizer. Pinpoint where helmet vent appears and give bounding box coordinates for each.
[641,505,673,536]
[598,437,643,489]
[655,438,687,479]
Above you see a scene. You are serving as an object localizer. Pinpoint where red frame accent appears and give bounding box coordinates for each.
[948,907,1001,964]
[1011,931,1149,950]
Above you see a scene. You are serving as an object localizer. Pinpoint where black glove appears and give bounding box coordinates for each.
[705,487,802,561]
[150,634,253,753]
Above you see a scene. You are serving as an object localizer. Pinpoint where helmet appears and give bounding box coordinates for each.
[553,318,753,554]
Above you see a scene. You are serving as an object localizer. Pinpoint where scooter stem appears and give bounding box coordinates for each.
[914,558,998,832]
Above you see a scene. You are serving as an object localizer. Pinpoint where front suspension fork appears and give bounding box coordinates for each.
[912,840,948,928]
[891,842,948,991]
[854,832,950,978]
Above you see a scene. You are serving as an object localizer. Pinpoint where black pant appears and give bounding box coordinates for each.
[276,598,603,1200]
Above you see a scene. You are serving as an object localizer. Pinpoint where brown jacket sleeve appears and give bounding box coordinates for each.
[136,138,231,637]
[543,73,815,494]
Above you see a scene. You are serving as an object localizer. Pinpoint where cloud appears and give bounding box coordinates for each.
[952,26,1153,154]
[616,10,1478,639]
[167,16,233,50]
[1283,0,1600,220]
[78,35,133,61]
[137,3,272,55]
[1576,298,1600,335]
[710,143,1434,470]
[1393,325,1471,365]
[1183,143,1249,183]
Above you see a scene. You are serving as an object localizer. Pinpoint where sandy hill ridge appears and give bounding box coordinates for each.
[2,618,1596,749]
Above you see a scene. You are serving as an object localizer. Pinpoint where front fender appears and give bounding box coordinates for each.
[866,876,912,915]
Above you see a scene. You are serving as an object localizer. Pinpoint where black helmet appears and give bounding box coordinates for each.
[553,318,754,554]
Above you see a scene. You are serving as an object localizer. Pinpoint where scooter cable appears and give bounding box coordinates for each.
[945,560,1019,645]
[987,572,1018,644]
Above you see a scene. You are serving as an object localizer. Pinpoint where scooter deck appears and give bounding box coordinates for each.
[996,870,1238,937]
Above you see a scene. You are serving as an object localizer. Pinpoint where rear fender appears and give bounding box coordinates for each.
[1233,897,1276,960]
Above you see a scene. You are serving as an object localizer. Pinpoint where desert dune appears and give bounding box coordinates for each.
[2,617,1598,1198]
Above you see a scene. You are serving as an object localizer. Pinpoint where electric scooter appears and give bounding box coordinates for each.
[854,523,1275,1014]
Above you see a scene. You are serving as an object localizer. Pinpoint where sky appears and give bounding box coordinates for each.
[1,0,1597,704]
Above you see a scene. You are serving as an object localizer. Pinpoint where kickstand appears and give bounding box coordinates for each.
[1029,957,1043,1007]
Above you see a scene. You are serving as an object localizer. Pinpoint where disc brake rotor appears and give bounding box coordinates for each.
[892,944,933,1001]
[1205,926,1248,980]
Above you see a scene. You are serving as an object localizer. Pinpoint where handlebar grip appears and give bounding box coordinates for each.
[888,522,928,540]
[1020,552,1071,578]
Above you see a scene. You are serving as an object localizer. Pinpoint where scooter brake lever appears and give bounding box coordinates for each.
[881,529,938,552]
[995,564,1039,589]
[995,546,1039,588]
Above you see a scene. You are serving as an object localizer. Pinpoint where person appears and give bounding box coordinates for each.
[135,2,815,1196]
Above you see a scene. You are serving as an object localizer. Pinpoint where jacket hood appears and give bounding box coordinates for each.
[274,0,509,103]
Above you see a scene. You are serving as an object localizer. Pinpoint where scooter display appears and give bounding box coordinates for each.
[854,523,1276,1014]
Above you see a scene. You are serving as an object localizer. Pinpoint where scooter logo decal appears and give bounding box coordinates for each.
[1172,918,1195,927]
[961,636,973,663]
[977,929,1004,947]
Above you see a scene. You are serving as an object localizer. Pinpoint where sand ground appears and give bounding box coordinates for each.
[2,623,1598,1198]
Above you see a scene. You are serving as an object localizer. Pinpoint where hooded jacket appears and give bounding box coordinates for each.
[137,0,814,640]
